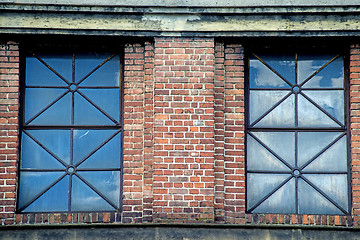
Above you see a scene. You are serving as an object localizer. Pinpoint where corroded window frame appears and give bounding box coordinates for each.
[17,44,124,213]
[245,47,351,215]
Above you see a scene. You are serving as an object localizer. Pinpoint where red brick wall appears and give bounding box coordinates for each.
[153,37,215,223]
[0,38,358,227]
[0,41,19,225]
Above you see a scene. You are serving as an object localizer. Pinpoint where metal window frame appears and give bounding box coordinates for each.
[16,43,125,214]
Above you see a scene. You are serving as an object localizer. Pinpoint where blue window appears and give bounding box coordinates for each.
[246,52,350,214]
[18,50,122,212]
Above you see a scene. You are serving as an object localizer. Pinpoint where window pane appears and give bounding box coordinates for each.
[304,174,348,211]
[252,178,295,214]
[298,94,339,127]
[21,133,65,169]
[254,94,295,127]
[23,175,69,212]
[26,55,71,86]
[76,53,120,87]
[251,132,295,167]
[77,171,120,206]
[79,89,120,122]
[298,132,343,168]
[73,130,118,165]
[303,136,347,172]
[24,88,68,124]
[18,172,65,211]
[26,130,71,164]
[74,93,115,125]
[249,90,289,124]
[302,90,344,124]
[30,92,72,125]
[71,175,114,211]
[78,132,121,169]
[298,178,343,215]
[249,57,292,89]
[247,173,291,210]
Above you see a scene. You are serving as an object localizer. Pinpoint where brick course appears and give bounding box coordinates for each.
[0,38,357,228]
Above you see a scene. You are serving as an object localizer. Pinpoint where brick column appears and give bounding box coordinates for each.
[0,41,20,225]
[153,37,215,223]
[223,44,246,224]
[122,43,146,223]
[350,44,360,227]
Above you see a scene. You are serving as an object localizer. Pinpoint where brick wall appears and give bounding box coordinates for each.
[0,38,358,228]
[153,37,215,223]
[0,41,19,225]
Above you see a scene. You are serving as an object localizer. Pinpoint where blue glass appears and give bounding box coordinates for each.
[298,178,343,215]
[30,92,72,125]
[247,173,290,210]
[24,88,67,123]
[247,135,289,171]
[78,132,121,169]
[253,178,295,214]
[21,133,65,169]
[74,93,114,125]
[26,130,70,164]
[250,58,292,89]
[302,90,344,124]
[71,175,114,211]
[79,89,120,122]
[249,90,288,124]
[73,129,118,165]
[304,174,348,211]
[254,94,295,127]
[303,136,347,172]
[26,55,70,86]
[18,172,64,210]
[77,171,120,206]
[76,54,120,86]
[298,132,342,167]
[22,175,69,212]
[251,132,295,166]
[299,55,343,88]
[298,94,339,127]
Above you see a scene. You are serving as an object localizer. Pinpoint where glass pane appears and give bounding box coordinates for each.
[18,172,64,210]
[253,178,295,214]
[298,94,339,127]
[24,88,67,123]
[79,89,120,122]
[73,129,118,165]
[78,132,121,169]
[26,130,70,164]
[21,133,65,169]
[249,57,292,89]
[247,173,291,210]
[304,174,348,211]
[71,175,114,211]
[23,175,69,212]
[30,92,72,125]
[76,54,120,87]
[254,94,295,127]
[26,55,70,86]
[302,90,344,124]
[303,136,347,172]
[249,90,289,124]
[298,132,343,167]
[74,93,114,125]
[77,171,120,206]
[251,132,295,167]
[298,178,343,215]
[298,54,336,84]
[301,56,344,88]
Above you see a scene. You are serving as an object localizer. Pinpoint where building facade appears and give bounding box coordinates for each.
[1,0,360,238]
